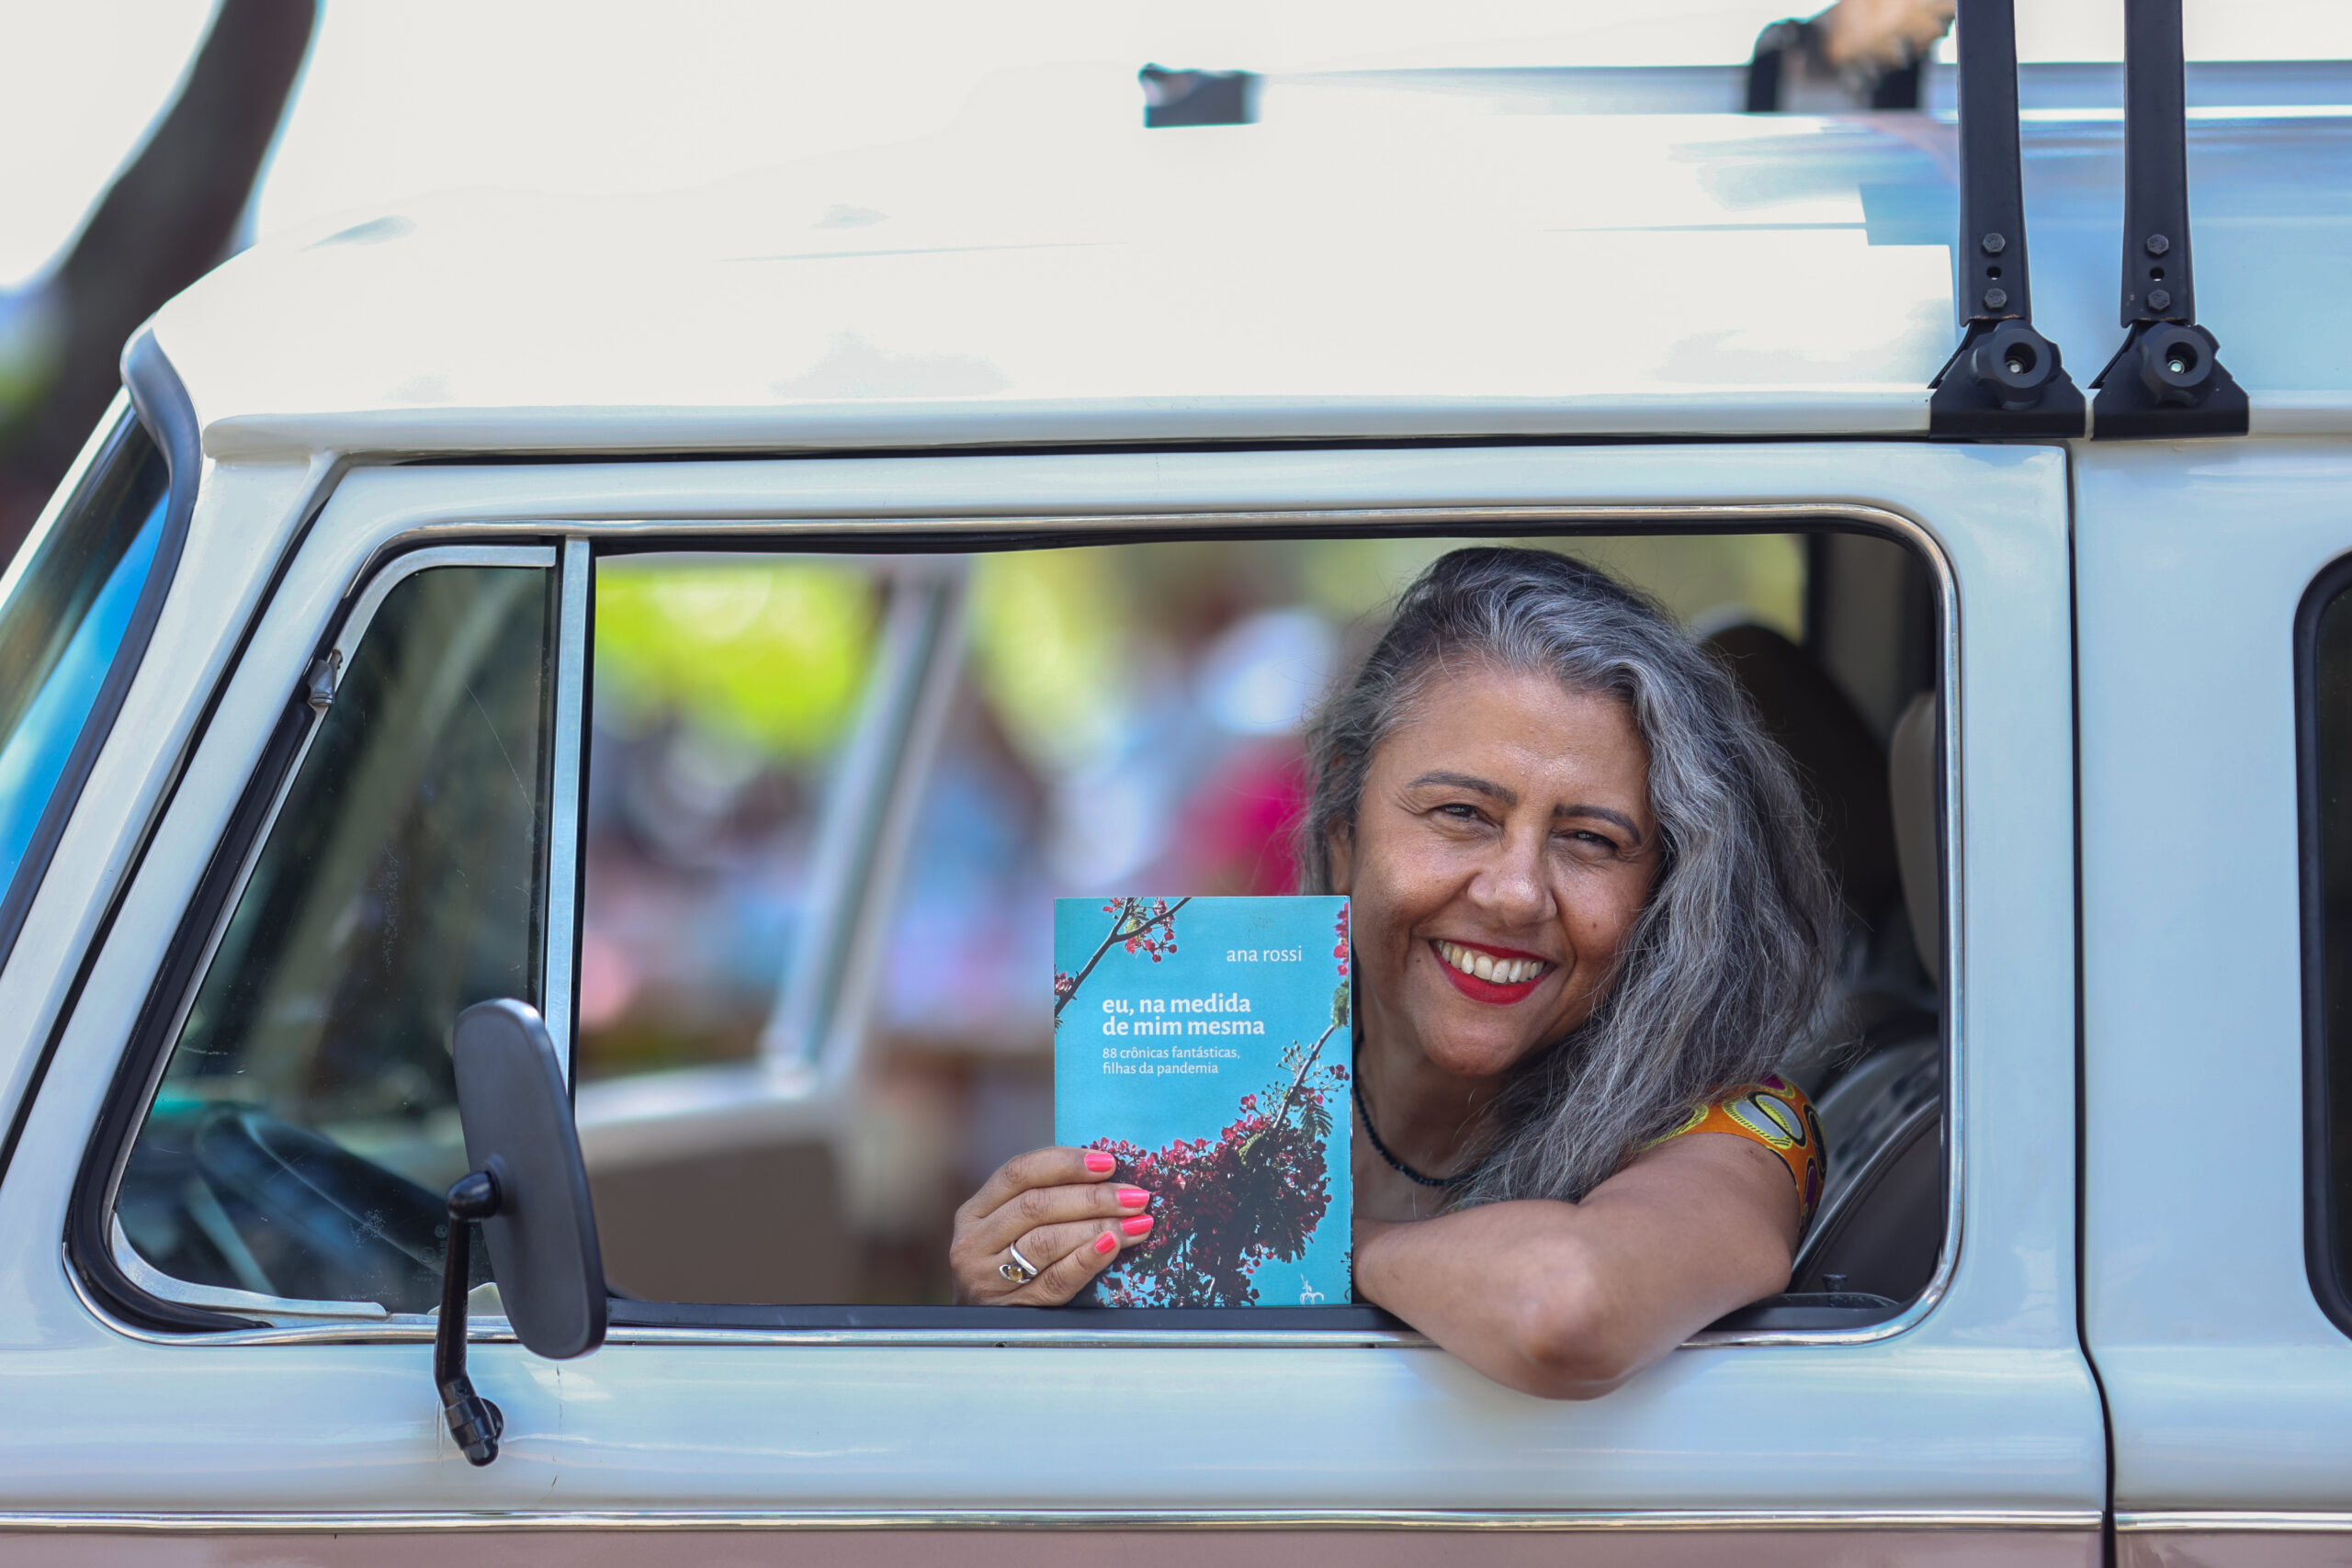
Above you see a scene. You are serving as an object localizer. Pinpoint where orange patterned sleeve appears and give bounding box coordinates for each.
[1644,1074,1826,1230]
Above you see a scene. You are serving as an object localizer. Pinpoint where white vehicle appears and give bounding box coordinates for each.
[0,5,2346,1563]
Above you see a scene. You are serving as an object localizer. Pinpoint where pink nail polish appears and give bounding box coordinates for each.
[1084,1151,1116,1174]
[1121,1215,1154,1237]
[1093,1232,1118,1255]
[1116,1187,1149,1209]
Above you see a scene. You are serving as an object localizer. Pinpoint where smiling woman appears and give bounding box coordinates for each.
[1299,547,1841,1395]
[947,546,1847,1393]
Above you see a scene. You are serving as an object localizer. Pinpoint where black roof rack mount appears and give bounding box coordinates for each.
[1929,0,2085,439]
[2090,0,2248,438]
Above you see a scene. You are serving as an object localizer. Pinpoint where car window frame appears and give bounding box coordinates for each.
[66,499,1961,1354]
[68,539,567,1333]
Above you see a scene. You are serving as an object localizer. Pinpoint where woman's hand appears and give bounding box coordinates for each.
[949,1146,1156,1305]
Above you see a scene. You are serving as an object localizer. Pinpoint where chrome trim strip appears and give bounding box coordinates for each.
[89,500,1962,1354]
[73,1312,1419,1352]
[2118,1513,2352,1533]
[327,544,556,671]
[593,1327,1422,1348]
[506,502,1940,536]
[0,1508,2101,1534]
[107,1217,387,1323]
[86,543,558,1326]
[542,538,591,1082]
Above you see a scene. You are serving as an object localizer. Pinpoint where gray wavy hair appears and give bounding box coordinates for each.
[1298,547,1841,1204]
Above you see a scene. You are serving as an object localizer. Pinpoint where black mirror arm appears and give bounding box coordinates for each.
[1928,0,2085,437]
[435,1166,506,1467]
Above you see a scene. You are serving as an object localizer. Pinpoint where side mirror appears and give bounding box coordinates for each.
[435,998,606,1465]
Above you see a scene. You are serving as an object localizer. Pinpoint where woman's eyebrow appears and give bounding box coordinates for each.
[1406,770,1516,805]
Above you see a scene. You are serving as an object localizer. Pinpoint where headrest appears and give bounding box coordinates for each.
[1703,624,1898,921]
[1887,691,1941,985]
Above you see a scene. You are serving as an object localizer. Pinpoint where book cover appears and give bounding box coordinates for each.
[1054,895,1352,1307]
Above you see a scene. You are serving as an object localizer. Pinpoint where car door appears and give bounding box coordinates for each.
[0,438,2101,1563]
[2079,440,2352,1568]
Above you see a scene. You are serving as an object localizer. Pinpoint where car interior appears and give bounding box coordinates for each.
[97,523,1947,1337]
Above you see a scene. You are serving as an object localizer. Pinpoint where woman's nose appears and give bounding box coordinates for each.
[1467,829,1555,927]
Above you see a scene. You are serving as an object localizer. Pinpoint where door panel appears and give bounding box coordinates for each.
[0,443,2097,1546]
[2079,440,2352,1557]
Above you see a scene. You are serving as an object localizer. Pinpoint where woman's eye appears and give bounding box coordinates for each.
[1561,829,1620,853]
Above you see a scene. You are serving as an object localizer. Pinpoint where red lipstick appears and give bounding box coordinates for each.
[1429,939,1553,1006]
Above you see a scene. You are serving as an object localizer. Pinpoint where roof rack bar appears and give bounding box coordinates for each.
[1928,0,2085,438]
[2121,0,2195,326]
[2089,0,2248,438]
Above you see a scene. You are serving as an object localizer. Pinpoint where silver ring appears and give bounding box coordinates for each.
[999,1243,1041,1285]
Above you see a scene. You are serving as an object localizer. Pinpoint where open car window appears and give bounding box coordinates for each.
[574,530,1947,1327]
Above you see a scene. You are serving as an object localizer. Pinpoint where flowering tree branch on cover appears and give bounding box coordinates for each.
[1053,897,1189,1027]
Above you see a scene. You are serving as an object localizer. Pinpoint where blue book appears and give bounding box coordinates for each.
[1054,895,1352,1307]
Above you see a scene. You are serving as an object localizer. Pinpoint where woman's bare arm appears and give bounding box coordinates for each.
[1352,1133,1801,1399]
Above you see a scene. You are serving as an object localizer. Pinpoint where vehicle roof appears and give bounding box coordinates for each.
[155,97,2352,462]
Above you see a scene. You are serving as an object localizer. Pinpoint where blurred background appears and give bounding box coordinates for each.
[6,0,2352,566]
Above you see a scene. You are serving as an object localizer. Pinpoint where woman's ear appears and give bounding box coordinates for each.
[1327,827,1354,896]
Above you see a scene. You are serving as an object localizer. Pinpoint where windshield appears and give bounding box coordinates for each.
[0,412,169,904]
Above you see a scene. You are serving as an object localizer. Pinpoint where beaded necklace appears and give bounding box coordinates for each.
[1351,1043,1479,1190]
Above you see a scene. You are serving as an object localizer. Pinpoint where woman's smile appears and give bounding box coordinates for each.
[1430,938,1555,1002]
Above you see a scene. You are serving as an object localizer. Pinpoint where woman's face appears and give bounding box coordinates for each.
[1330,663,1661,1085]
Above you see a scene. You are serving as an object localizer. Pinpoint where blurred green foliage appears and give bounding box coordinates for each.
[968,549,1135,773]
[595,558,879,755]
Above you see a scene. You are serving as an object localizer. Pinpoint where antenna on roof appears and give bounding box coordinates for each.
[1928,0,2085,438]
[2089,0,2247,438]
